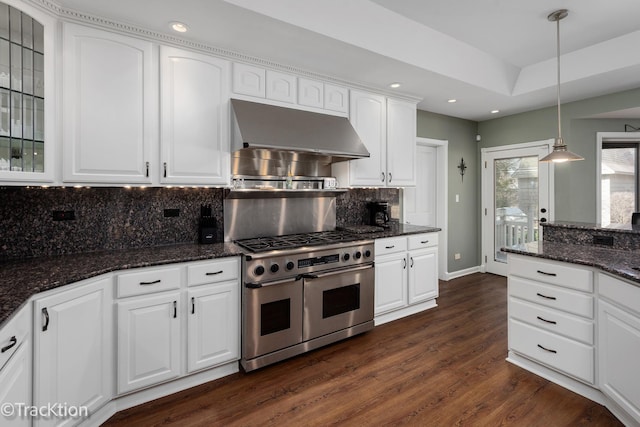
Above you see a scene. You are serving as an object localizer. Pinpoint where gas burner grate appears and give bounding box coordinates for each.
[234,230,361,253]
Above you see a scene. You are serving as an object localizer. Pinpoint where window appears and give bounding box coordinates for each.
[0,2,44,172]
[601,141,639,226]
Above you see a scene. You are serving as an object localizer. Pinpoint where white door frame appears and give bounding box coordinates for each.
[404,137,448,280]
[481,139,554,276]
[596,132,640,224]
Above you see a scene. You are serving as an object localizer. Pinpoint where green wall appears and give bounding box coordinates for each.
[478,88,640,222]
[417,110,478,273]
[417,87,640,274]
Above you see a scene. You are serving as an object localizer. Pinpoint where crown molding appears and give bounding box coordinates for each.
[24,0,421,103]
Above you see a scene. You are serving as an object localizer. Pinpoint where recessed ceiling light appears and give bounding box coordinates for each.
[448,99,457,103]
[389,82,401,89]
[170,22,189,33]
[491,110,500,114]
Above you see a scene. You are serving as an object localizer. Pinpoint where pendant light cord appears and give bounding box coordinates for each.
[556,17,562,140]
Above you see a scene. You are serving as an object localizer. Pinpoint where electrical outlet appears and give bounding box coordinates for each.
[454,253,461,260]
[52,210,75,221]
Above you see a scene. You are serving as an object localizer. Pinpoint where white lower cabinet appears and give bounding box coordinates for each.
[598,273,640,425]
[374,233,438,324]
[33,275,113,427]
[0,305,31,427]
[116,258,240,394]
[117,292,182,394]
[507,255,595,385]
[187,281,239,373]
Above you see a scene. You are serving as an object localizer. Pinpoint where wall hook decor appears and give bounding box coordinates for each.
[458,157,467,182]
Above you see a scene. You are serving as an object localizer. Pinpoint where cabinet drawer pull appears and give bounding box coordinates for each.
[536,292,556,300]
[536,270,557,277]
[145,161,149,178]
[388,172,392,183]
[191,297,195,314]
[205,270,224,276]
[537,344,557,354]
[164,162,168,178]
[381,172,385,183]
[140,279,161,286]
[1,336,17,353]
[420,240,429,244]
[536,316,557,325]
[173,301,177,319]
[42,307,49,332]
[410,257,414,268]
[402,258,407,269]
[385,245,395,249]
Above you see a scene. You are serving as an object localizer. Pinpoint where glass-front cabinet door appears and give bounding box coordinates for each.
[0,1,52,183]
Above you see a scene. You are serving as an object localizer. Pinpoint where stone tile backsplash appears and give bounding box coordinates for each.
[0,186,400,261]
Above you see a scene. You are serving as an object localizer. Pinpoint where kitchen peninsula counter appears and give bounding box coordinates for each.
[0,223,439,328]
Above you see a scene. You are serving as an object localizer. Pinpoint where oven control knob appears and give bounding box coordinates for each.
[254,265,265,276]
[343,253,350,261]
[354,251,362,259]
[286,261,295,271]
[270,263,279,273]
[364,250,372,258]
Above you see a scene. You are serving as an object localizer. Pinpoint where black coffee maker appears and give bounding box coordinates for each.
[368,201,390,228]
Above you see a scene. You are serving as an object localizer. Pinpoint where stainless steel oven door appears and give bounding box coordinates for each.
[303,264,374,341]
[243,278,303,360]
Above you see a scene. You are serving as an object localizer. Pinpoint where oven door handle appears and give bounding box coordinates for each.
[245,276,301,289]
[302,263,373,280]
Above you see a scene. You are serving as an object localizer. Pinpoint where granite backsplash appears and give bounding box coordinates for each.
[0,186,400,261]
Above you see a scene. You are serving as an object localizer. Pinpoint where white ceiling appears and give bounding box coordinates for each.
[52,0,640,121]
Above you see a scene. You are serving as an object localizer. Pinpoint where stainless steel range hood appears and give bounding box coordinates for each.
[230,98,369,162]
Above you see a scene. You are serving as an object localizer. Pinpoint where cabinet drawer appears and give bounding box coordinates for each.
[508,255,593,292]
[509,297,594,345]
[0,305,29,371]
[187,258,239,287]
[117,266,181,298]
[599,273,640,316]
[509,276,593,319]
[375,237,407,256]
[407,233,438,250]
[509,318,594,384]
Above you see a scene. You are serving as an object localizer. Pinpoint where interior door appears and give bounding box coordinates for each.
[404,144,436,225]
[482,143,552,276]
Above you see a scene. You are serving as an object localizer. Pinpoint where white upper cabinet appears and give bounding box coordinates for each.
[62,23,157,184]
[160,46,230,185]
[298,78,324,109]
[343,90,387,186]
[324,84,349,114]
[266,70,296,103]
[334,92,416,187]
[386,98,416,186]
[232,63,265,98]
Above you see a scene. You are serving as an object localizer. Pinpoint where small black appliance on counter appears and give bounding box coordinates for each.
[367,201,390,228]
[199,204,216,244]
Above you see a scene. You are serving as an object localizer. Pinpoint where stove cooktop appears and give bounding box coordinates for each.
[234,230,364,253]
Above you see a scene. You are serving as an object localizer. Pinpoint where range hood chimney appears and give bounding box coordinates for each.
[230,98,370,162]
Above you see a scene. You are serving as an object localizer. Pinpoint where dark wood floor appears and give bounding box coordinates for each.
[103,273,622,426]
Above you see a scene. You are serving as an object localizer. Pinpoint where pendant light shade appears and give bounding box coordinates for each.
[540,9,584,163]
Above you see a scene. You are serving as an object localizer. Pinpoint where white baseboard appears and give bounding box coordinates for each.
[442,265,482,281]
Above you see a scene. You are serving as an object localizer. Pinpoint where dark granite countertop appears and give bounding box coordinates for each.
[502,241,640,286]
[543,221,640,235]
[0,224,439,329]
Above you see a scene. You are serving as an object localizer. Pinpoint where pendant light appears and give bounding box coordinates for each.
[540,9,584,163]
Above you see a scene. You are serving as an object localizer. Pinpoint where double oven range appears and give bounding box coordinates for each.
[235,231,374,371]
